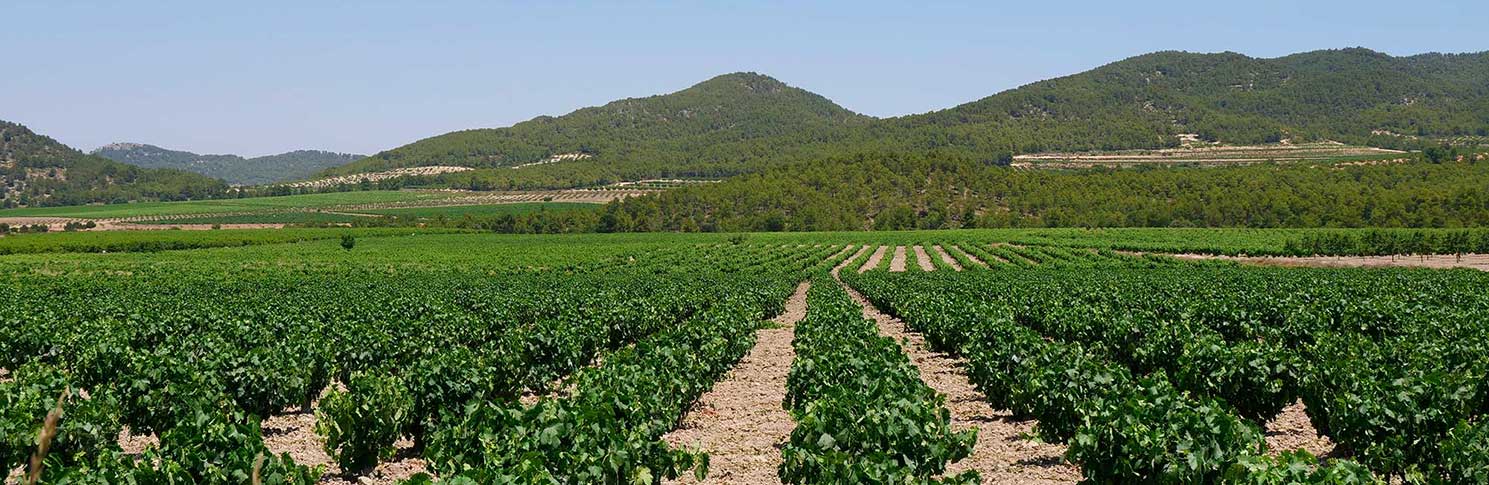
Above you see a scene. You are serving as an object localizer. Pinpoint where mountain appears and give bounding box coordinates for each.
[322,72,873,188]
[319,49,1489,190]
[92,143,362,185]
[870,48,1489,155]
[0,121,228,208]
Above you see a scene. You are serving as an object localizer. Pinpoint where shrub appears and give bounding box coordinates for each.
[0,363,123,473]
[1067,375,1265,483]
[1222,451,1379,484]
[315,372,411,472]
[156,406,321,484]
[340,234,356,250]
[1438,419,1489,483]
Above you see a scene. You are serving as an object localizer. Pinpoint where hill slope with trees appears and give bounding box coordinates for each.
[596,148,1489,232]
[324,72,872,188]
[323,48,1489,190]
[92,143,362,185]
[0,121,228,208]
[870,48,1489,156]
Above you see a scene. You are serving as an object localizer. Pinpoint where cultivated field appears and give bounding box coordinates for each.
[0,189,638,230]
[1,230,1486,483]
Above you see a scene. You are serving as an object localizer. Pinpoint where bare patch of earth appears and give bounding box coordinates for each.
[662,280,813,484]
[889,246,908,272]
[260,404,427,484]
[1264,400,1337,459]
[931,245,962,271]
[117,427,158,456]
[858,246,889,273]
[830,257,1079,483]
[912,246,936,271]
[948,245,986,268]
[1169,253,1489,272]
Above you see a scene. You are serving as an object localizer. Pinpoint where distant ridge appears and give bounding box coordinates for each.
[0,120,227,208]
[92,143,362,185]
[320,72,872,187]
[316,48,1489,190]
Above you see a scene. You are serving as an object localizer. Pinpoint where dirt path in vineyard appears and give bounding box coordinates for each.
[889,246,908,272]
[829,257,1079,483]
[663,246,868,484]
[913,245,936,271]
[258,394,426,484]
[1166,253,1489,272]
[949,245,988,267]
[932,245,965,270]
[858,245,889,273]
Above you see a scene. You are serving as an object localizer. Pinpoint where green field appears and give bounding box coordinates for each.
[359,202,598,219]
[1,229,1484,482]
[0,227,466,256]
[133,212,371,225]
[0,190,452,219]
[5,226,1486,259]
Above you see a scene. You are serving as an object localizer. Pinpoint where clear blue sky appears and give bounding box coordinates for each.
[3,0,1485,156]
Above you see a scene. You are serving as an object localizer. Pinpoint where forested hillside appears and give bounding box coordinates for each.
[325,49,1489,190]
[873,48,1489,155]
[93,143,361,185]
[0,121,228,208]
[596,151,1489,232]
[325,72,871,187]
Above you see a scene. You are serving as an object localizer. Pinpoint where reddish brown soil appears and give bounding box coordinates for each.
[949,245,988,268]
[858,246,889,273]
[662,280,813,485]
[830,257,1080,483]
[1264,400,1337,458]
[889,246,909,272]
[931,245,963,271]
[912,246,936,271]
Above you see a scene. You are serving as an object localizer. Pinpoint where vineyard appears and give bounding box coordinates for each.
[1,233,1487,483]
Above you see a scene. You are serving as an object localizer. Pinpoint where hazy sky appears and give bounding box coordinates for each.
[4,1,1485,156]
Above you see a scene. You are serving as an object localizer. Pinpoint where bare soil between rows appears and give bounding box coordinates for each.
[912,245,935,271]
[662,245,865,484]
[858,245,889,273]
[1265,400,1337,458]
[1169,253,1489,271]
[831,252,1081,483]
[949,245,988,267]
[931,245,963,271]
[889,246,908,272]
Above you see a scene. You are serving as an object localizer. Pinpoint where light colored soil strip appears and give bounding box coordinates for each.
[662,280,814,485]
[823,244,859,268]
[889,246,909,272]
[830,262,1079,483]
[1168,253,1489,272]
[950,245,988,267]
[932,245,963,271]
[118,427,158,456]
[1264,400,1337,458]
[912,246,936,271]
[261,404,427,484]
[858,245,889,273]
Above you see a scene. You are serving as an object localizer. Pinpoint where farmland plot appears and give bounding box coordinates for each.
[1,232,1486,484]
